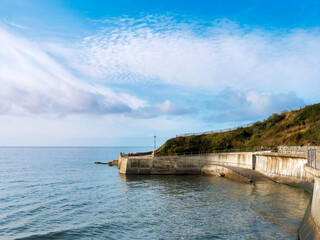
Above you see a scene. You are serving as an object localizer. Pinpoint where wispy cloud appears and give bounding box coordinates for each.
[0,26,147,116]
[68,15,320,100]
[3,18,29,30]
[0,25,192,119]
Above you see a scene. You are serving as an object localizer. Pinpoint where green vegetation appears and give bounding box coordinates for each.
[157,103,320,155]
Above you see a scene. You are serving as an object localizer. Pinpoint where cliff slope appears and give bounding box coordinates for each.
[157,103,320,154]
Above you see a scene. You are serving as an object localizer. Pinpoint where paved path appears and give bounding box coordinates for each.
[214,164,272,183]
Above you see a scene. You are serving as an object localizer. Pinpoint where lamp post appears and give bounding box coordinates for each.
[153,135,156,158]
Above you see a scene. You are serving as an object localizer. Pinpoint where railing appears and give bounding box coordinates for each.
[277,149,308,156]
[308,149,320,170]
[175,105,307,138]
[155,146,274,157]
[121,151,153,157]
[176,123,254,137]
[228,166,252,182]
[123,146,316,159]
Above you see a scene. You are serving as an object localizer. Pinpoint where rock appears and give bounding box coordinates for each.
[94,162,107,165]
[107,160,118,166]
[95,160,119,166]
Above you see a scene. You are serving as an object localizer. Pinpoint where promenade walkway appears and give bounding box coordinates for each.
[215,165,272,183]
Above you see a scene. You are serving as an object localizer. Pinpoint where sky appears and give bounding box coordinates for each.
[0,0,319,147]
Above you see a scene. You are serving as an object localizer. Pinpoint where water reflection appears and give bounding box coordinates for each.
[119,174,309,239]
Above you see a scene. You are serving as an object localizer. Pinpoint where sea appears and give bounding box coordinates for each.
[0,147,310,240]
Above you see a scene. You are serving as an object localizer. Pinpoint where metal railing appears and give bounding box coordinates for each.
[228,167,252,182]
[308,149,320,170]
[277,149,308,156]
[122,146,315,159]
[155,146,274,157]
[176,123,254,137]
[175,105,307,138]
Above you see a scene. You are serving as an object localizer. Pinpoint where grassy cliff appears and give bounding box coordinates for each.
[157,103,320,154]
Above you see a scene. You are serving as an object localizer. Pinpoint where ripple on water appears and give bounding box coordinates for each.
[0,147,310,240]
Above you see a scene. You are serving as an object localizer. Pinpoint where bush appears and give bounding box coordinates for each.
[294,103,320,124]
[252,121,266,132]
[234,128,252,140]
[265,113,285,129]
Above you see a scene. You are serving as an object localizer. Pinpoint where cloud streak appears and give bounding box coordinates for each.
[69,15,320,100]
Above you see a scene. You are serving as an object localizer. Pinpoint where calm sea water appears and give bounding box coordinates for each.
[0,147,310,240]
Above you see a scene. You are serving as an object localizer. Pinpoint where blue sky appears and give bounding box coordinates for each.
[0,0,319,146]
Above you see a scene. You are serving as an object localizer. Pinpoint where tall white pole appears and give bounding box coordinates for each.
[153,135,156,158]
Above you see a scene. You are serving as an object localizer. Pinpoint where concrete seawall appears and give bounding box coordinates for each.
[119,152,253,175]
[254,153,314,182]
[119,151,313,182]
[302,165,320,239]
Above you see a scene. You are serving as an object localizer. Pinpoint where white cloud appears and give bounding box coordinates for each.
[207,89,305,122]
[68,16,320,100]
[127,100,191,118]
[156,100,189,115]
[0,26,147,116]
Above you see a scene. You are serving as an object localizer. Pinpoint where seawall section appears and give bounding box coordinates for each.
[206,152,252,169]
[119,151,313,182]
[254,153,314,182]
[119,152,254,175]
[303,165,320,239]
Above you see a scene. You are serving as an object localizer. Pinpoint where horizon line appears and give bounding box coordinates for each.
[0,146,153,148]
